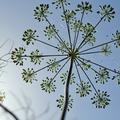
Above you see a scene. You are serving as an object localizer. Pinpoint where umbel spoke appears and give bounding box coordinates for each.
[79,57,119,74]
[77,58,102,77]
[77,15,106,51]
[34,57,68,73]
[61,2,72,48]
[43,15,70,52]
[20,54,68,58]
[80,51,103,55]
[73,11,85,50]
[74,61,82,84]
[50,58,70,83]
[75,59,99,95]
[80,39,117,53]
[33,38,69,54]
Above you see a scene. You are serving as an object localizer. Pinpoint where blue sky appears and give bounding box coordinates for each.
[0,0,120,120]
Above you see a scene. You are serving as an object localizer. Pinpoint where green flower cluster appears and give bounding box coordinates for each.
[61,10,76,23]
[60,71,75,85]
[22,68,37,83]
[22,29,38,45]
[52,0,70,9]
[91,90,110,108]
[30,49,42,64]
[95,68,110,84]
[76,1,92,14]
[47,58,61,73]
[76,81,91,97]
[112,30,120,48]
[11,47,26,66]
[56,95,73,111]
[97,4,115,22]
[101,44,112,56]
[44,25,58,40]
[34,4,52,22]
[40,77,56,93]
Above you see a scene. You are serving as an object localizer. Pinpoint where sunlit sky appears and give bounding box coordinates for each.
[0,0,120,120]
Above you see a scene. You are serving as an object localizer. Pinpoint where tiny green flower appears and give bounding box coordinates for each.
[22,29,38,45]
[97,4,115,22]
[22,68,37,83]
[40,77,56,93]
[95,68,110,84]
[76,81,91,97]
[91,90,110,108]
[11,47,26,66]
[56,94,73,111]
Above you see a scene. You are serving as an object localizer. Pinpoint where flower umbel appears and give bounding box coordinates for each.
[112,30,120,48]
[91,90,110,108]
[52,0,70,9]
[101,44,112,56]
[22,29,38,45]
[61,10,76,22]
[44,25,58,40]
[34,4,52,22]
[40,77,56,93]
[11,47,26,66]
[97,4,115,22]
[57,41,70,54]
[76,81,91,97]
[60,71,75,85]
[76,1,92,14]
[47,58,61,73]
[56,95,73,111]
[112,70,120,85]
[22,68,37,83]
[95,68,110,84]
[30,49,42,64]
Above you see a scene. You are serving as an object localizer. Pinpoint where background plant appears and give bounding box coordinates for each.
[0,40,13,102]
[11,0,120,120]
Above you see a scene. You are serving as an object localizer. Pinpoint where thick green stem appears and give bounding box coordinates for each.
[60,58,74,120]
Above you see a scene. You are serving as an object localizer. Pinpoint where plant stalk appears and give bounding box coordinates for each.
[60,58,74,120]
